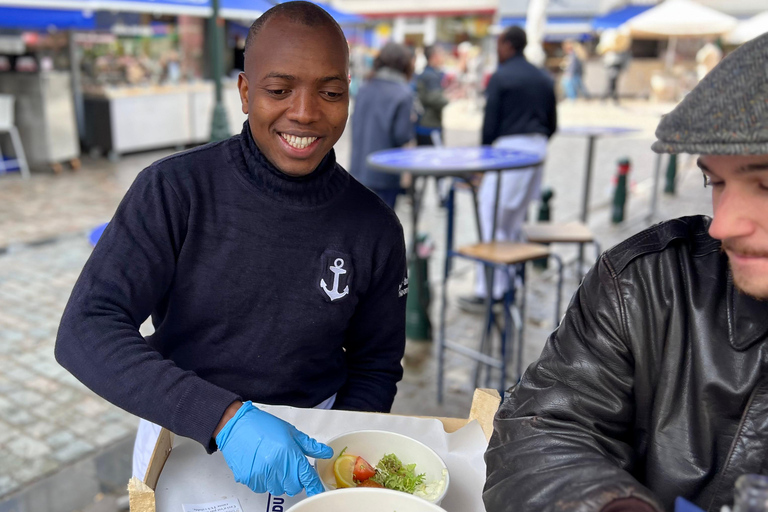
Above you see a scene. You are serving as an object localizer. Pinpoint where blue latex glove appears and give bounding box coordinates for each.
[215,401,333,497]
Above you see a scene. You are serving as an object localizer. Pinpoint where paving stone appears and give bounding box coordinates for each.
[0,420,15,446]
[3,366,34,383]
[5,434,51,458]
[68,416,100,437]
[0,450,25,474]
[48,386,80,404]
[92,424,133,447]
[6,389,45,407]
[1,407,35,427]
[12,456,58,485]
[53,372,87,389]
[52,439,95,463]
[75,397,110,418]
[24,377,61,395]
[101,410,132,424]
[0,476,18,497]
[24,420,57,440]
[45,430,77,449]
[0,331,23,343]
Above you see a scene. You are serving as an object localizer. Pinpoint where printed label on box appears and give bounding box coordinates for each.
[181,498,243,512]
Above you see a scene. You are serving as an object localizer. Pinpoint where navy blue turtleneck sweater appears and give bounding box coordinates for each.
[55,124,407,451]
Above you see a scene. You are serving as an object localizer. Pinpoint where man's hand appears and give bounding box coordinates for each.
[215,401,333,496]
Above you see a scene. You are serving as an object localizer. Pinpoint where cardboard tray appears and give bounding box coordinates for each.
[127,388,501,512]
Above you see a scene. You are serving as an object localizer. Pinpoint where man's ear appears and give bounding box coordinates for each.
[237,72,249,115]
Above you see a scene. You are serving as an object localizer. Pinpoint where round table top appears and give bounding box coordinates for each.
[558,126,640,137]
[366,146,543,176]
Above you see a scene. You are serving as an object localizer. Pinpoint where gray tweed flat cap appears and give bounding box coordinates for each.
[652,33,768,155]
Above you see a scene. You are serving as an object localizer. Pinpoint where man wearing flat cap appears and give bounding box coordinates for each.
[484,33,768,512]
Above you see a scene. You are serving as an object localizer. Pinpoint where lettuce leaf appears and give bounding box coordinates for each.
[370,453,425,494]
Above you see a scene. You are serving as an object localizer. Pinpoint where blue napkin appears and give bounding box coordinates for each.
[675,497,706,512]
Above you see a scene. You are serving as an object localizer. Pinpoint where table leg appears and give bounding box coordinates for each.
[578,135,597,273]
[473,264,496,389]
[407,176,424,260]
[492,170,502,241]
[467,180,483,242]
[647,152,663,223]
[445,181,456,275]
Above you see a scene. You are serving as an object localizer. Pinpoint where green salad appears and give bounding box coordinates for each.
[370,453,426,494]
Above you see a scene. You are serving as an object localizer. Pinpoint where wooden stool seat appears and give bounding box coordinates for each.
[457,242,550,266]
[523,222,594,244]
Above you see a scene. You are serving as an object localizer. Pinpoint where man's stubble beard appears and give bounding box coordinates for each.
[724,241,768,301]
[729,262,768,301]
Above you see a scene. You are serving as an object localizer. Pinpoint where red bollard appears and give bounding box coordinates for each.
[612,158,631,224]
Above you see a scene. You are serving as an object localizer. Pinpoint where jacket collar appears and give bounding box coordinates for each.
[727,271,768,351]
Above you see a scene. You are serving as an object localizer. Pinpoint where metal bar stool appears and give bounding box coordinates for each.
[522,221,601,281]
[437,222,564,401]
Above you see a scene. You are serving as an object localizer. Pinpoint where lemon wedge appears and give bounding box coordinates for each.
[333,454,358,488]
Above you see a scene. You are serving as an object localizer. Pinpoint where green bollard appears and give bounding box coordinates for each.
[405,234,432,341]
[664,154,677,195]
[533,188,554,269]
[612,158,631,224]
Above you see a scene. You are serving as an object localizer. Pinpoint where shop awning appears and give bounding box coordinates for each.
[0,5,96,29]
[0,0,212,16]
[219,0,271,21]
[0,0,363,24]
[220,0,363,24]
[624,0,737,38]
[592,4,652,31]
[500,16,593,41]
[725,11,768,45]
[311,1,363,25]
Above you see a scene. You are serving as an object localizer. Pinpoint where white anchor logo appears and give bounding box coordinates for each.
[321,258,349,301]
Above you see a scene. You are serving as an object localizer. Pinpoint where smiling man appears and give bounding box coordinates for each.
[484,33,768,512]
[55,1,407,498]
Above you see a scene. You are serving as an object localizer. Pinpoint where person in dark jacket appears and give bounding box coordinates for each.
[415,44,448,146]
[484,33,768,512]
[460,26,557,310]
[349,42,416,209]
[55,1,407,499]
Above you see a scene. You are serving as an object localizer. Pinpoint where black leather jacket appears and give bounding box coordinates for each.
[484,216,768,512]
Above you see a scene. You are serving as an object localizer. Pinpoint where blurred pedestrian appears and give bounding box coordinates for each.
[459,25,557,311]
[560,40,589,100]
[696,40,722,81]
[597,28,631,104]
[350,42,417,209]
[55,1,407,498]
[415,44,449,146]
[602,50,628,103]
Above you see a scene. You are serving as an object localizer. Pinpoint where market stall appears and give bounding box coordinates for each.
[83,80,245,158]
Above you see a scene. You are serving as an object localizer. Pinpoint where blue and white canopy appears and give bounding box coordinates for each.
[0,0,212,16]
[0,0,363,25]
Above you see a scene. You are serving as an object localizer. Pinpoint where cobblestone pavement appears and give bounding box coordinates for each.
[0,98,712,511]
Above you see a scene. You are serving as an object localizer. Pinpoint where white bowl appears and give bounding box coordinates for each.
[287,488,448,512]
[315,430,450,505]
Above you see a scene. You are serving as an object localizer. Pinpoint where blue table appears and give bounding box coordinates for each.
[368,146,545,397]
[367,146,544,257]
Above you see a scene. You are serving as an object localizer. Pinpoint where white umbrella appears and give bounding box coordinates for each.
[623,0,736,69]
[624,0,737,38]
[725,11,768,45]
